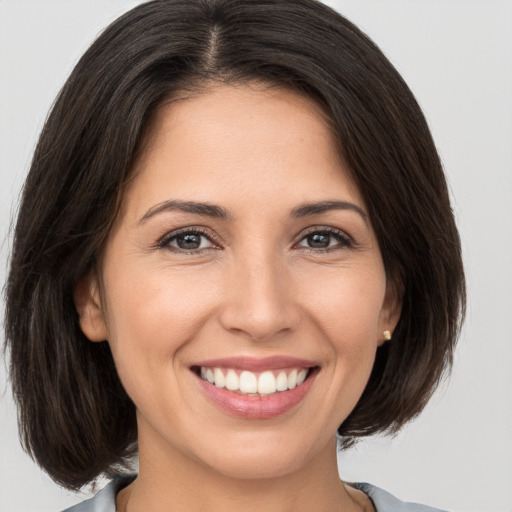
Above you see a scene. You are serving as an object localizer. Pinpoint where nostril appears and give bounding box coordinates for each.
[218,305,301,343]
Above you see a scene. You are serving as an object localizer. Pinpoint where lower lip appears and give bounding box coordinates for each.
[195,371,317,420]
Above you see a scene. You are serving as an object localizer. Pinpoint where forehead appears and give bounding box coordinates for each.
[122,83,362,218]
[142,82,337,161]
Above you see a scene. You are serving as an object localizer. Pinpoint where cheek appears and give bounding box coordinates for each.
[101,259,220,380]
[304,265,386,345]
[301,265,386,405]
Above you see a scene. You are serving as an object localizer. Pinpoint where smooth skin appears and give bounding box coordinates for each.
[75,83,400,512]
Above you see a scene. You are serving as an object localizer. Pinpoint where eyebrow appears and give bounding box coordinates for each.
[138,199,367,224]
[139,200,230,224]
[290,200,368,223]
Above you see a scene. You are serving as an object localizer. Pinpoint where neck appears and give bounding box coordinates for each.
[118,435,365,512]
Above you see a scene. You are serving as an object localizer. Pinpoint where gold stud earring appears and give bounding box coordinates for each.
[383,330,392,341]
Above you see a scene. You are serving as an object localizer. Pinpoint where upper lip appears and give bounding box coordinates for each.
[192,356,318,372]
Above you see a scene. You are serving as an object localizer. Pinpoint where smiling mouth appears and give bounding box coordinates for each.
[193,366,314,396]
[191,357,319,419]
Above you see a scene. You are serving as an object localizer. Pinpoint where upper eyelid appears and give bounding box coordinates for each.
[295,225,351,241]
[157,226,222,248]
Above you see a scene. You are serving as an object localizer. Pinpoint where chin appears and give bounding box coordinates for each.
[192,428,329,481]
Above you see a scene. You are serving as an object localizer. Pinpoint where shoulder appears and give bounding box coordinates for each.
[60,475,136,512]
[352,483,449,512]
[61,477,447,512]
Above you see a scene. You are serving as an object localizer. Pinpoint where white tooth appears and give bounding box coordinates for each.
[258,371,277,394]
[297,369,307,385]
[206,368,215,384]
[276,371,288,391]
[225,369,239,391]
[214,367,225,388]
[200,367,207,380]
[287,369,298,389]
[239,371,258,394]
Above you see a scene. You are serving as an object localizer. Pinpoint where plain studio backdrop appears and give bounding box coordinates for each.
[1,1,511,511]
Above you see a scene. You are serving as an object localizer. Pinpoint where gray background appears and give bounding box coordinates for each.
[1,1,511,511]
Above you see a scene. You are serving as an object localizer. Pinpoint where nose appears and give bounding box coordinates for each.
[218,254,301,342]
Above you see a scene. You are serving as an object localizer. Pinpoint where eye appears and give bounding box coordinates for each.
[296,228,351,251]
[158,228,218,253]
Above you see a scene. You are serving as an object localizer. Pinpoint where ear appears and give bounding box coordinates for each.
[378,278,403,346]
[73,270,108,342]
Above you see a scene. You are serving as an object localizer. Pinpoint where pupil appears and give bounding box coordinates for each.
[308,233,330,248]
[177,233,201,249]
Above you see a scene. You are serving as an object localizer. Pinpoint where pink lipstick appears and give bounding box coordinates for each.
[192,356,318,419]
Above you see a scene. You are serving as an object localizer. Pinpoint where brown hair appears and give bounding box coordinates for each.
[4,0,465,490]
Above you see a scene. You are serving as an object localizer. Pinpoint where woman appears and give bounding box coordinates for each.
[4,1,465,511]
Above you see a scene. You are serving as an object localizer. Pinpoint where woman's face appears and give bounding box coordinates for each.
[77,83,400,480]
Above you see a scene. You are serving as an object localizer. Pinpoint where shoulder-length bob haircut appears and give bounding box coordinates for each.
[5,0,465,490]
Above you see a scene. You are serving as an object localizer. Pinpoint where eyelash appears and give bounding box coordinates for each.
[294,227,352,252]
[156,227,221,254]
[156,226,352,254]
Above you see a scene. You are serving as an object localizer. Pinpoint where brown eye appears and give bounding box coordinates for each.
[297,229,351,250]
[160,230,216,252]
[305,233,331,248]
[175,233,203,250]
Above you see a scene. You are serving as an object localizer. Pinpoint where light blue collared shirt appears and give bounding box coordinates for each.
[62,476,448,512]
